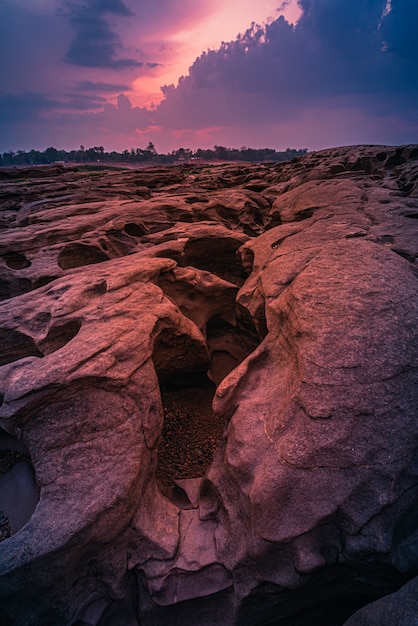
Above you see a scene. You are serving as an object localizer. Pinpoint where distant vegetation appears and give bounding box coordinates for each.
[0,143,307,167]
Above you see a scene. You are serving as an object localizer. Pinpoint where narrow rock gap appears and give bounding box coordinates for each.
[152,310,262,501]
[152,328,224,496]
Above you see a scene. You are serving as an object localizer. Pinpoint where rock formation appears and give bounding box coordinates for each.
[0,145,417,625]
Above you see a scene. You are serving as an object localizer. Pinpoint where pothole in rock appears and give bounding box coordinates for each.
[3,252,31,270]
[0,429,39,541]
[0,328,43,366]
[152,328,221,493]
[152,313,263,500]
[0,278,33,301]
[183,237,248,286]
[155,375,226,491]
[37,319,81,355]
[58,242,110,270]
[124,222,147,237]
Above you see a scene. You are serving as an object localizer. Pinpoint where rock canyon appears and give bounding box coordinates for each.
[0,145,417,625]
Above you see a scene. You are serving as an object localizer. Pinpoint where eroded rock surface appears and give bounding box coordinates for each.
[0,146,417,625]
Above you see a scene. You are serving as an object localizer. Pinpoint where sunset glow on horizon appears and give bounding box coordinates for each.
[0,0,417,153]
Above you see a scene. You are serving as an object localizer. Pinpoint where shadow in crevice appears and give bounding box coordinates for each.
[0,428,39,541]
[3,252,31,270]
[58,243,109,270]
[183,237,248,286]
[237,563,411,626]
[155,370,222,492]
[38,319,81,355]
[206,316,262,386]
[152,327,218,494]
[152,317,263,503]
[0,327,43,365]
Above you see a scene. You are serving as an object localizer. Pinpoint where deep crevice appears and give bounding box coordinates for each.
[152,308,262,499]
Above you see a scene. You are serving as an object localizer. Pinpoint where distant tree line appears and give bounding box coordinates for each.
[0,143,307,167]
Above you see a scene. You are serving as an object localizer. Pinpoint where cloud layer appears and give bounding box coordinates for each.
[1,0,417,152]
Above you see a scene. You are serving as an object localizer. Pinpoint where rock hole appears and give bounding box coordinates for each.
[376,152,387,162]
[206,316,261,386]
[0,429,39,541]
[104,230,138,256]
[58,243,110,270]
[38,319,81,355]
[403,213,418,219]
[0,278,32,301]
[183,237,248,286]
[386,150,407,169]
[124,222,147,237]
[0,328,43,366]
[352,156,373,175]
[152,307,263,499]
[33,276,59,290]
[3,252,31,270]
[152,328,226,494]
[155,375,224,492]
[184,195,210,204]
[294,208,314,222]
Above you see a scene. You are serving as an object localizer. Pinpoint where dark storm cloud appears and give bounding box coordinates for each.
[60,0,141,68]
[0,91,105,126]
[156,0,418,130]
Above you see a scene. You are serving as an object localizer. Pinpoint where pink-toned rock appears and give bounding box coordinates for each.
[0,148,417,625]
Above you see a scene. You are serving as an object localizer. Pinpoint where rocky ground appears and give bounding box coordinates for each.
[0,146,417,625]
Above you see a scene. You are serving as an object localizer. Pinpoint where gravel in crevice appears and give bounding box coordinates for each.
[156,386,227,488]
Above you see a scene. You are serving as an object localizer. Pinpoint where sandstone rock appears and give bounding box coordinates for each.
[0,148,417,625]
[343,576,418,625]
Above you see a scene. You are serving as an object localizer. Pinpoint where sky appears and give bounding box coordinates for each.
[0,0,417,153]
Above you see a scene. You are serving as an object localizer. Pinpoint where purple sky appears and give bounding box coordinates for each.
[1,0,417,153]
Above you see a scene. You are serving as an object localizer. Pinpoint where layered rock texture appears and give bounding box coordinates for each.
[0,145,417,625]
